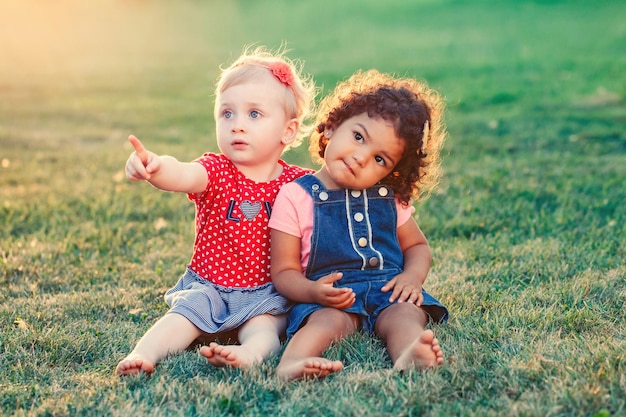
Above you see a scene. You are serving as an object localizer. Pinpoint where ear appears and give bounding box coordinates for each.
[281,118,299,145]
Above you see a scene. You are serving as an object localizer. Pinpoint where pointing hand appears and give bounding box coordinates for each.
[125,135,161,181]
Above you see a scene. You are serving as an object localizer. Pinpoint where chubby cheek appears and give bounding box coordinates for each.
[215,133,231,153]
[215,122,225,136]
[368,168,392,186]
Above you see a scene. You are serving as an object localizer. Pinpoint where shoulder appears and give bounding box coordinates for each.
[278,161,315,181]
[194,153,229,168]
[193,153,237,181]
[270,181,313,234]
[274,181,313,215]
[276,180,309,200]
[395,199,416,226]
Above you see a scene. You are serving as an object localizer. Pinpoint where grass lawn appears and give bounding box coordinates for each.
[1,0,624,416]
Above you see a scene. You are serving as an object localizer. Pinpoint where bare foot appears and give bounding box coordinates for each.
[277,357,344,381]
[199,342,262,368]
[393,329,444,371]
[115,353,155,376]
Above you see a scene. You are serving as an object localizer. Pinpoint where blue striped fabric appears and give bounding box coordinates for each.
[164,267,290,333]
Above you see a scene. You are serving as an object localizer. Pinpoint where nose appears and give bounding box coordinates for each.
[352,150,366,166]
[231,124,245,133]
[230,116,246,133]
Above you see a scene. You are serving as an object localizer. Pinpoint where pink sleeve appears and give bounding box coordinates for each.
[269,182,314,270]
[396,200,416,227]
[269,182,307,238]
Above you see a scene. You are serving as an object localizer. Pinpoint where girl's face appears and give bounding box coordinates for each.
[215,71,296,170]
[317,112,405,190]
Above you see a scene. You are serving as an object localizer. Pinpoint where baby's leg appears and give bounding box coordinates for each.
[116,312,202,376]
[375,303,444,370]
[199,314,286,368]
[277,308,359,381]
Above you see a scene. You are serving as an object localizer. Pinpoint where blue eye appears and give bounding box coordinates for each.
[223,110,233,119]
[250,110,260,119]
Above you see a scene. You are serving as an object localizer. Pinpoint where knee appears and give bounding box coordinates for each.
[382,302,426,319]
[308,309,358,336]
[375,303,427,334]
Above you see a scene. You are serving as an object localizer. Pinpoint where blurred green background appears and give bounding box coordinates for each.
[1,1,624,416]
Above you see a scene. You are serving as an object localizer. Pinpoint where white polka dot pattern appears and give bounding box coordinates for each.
[187,154,311,288]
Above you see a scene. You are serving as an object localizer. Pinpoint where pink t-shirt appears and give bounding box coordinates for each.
[187,153,310,288]
[269,181,415,271]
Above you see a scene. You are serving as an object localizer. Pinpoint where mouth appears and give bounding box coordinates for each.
[231,139,248,148]
[342,160,355,176]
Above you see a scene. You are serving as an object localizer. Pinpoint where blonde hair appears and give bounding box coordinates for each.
[215,46,316,150]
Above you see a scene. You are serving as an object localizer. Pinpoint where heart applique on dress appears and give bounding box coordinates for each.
[240,201,262,220]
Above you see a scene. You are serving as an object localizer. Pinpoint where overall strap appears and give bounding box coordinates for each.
[293,174,325,197]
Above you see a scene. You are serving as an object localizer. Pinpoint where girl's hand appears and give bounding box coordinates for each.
[311,272,355,310]
[125,135,161,181]
[381,272,424,306]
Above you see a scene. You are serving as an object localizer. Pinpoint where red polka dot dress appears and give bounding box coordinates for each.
[163,153,311,333]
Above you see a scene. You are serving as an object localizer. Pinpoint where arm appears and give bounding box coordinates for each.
[381,217,432,305]
[271,229,355,309]
[125,135,208,194]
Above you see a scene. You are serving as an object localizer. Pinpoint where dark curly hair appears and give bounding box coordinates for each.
[310,69,446,205]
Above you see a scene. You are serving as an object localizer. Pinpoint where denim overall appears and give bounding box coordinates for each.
[286,175,448,338]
